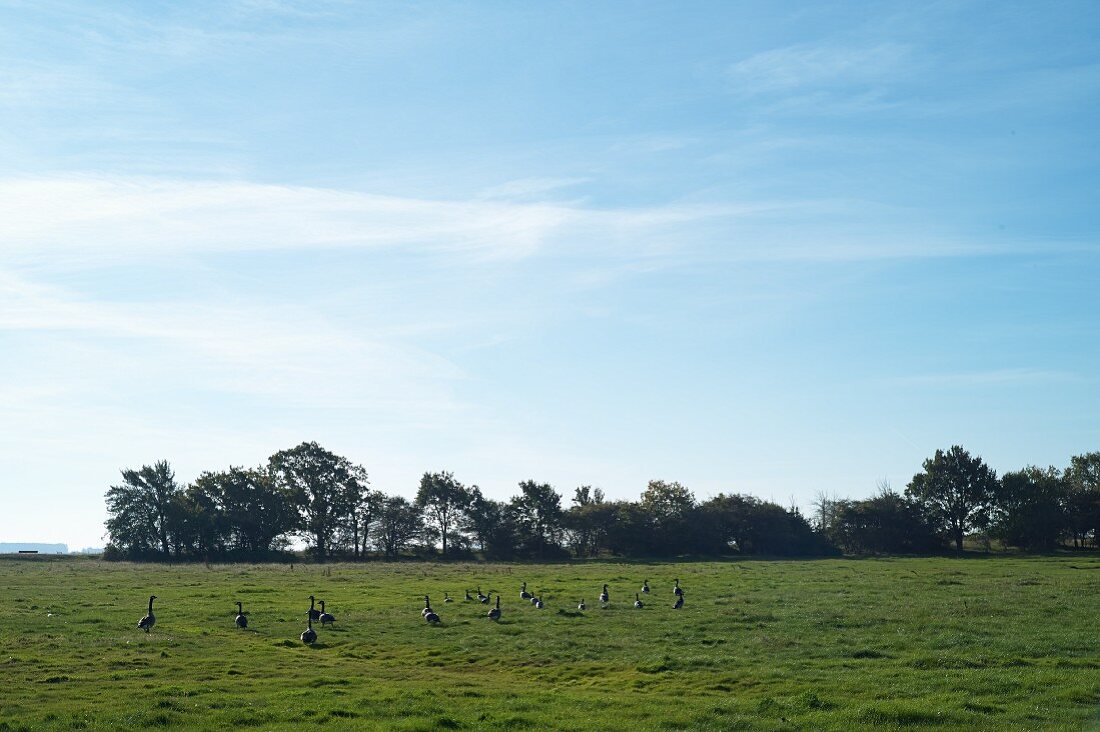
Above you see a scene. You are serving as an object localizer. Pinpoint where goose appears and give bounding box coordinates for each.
[308,595,321,621]
[423,596,440,624]
[520,582,532,600]
[534,596,544,609]
[673,579,683,597]
[673,593,684,610]
[137,595,156,633]
[319,600,335,627]
[301,615,317,644]
[235,601,247,629]
[641,579,650,594]
[599,584,609,605]
[464,589,473,602]
[488,595,501,621]
[529,593,539,606]
[443,592,453,603]
[477,587,489,604]
[577,599,586,611]
[634,593,644,609]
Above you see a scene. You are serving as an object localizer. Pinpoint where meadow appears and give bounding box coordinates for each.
[0,556,1098,731]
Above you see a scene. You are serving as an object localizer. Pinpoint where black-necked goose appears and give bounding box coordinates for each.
[423,595,440,624]
[137,595,156,633]
[301,615,317,644]
[235,601,247,629]
[319,600,335,627]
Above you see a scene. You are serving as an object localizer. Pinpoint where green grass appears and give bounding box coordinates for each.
[1,556,1098,731]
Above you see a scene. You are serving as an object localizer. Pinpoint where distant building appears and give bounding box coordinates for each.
[0,543,69,554]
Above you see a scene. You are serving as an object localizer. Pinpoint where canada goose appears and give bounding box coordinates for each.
[308,595,321,621]
[443,592,453,603]
[464,589,473,601]
[641,579,650,594]
[634,593,644,609]
[577,599,586,611]
[423,596,440,624]
[488,595,501,621]
[301,615,317,644]
[673,579,683,597]
[137,595,156,632]
[235,601,247,629]
[534,596,544,609]
[673,594,684,610]
[319,600,335,627]
[477,587,489,604]
[529,593,539,605]
[599,585,609,605]
[520,582,532,600]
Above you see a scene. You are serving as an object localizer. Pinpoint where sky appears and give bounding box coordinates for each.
[1,0,1098,550]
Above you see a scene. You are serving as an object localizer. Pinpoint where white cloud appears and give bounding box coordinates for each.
[728,42,911,93]
[881,369,1081,387]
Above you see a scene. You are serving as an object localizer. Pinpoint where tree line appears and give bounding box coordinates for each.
[102,442,1100,561]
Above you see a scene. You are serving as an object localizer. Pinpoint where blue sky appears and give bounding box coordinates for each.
[1,1,1098,549]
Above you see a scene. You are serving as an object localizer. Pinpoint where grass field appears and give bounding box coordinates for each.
[1,556,1098,731]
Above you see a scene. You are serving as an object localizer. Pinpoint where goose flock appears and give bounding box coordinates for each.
[135,578,687,643]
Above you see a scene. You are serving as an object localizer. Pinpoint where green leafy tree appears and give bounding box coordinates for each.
[174,480,225,557]
[269,442,360,560]
[510,480,564,557]
[193,467,296,553]
[992,466,1067,550]
[819,488,941,554]
[373,495,423,557]
[104,460,181,558]
[1065,452,1100,548]
[342,485,384,559]
[641,479,696,552]
[416,471,471,557]
[564,486,607,556]
[906,445,997,552]
[459,487,517,558]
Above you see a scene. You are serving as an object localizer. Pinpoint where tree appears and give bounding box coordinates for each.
[373,496,423,557]
[510,480,565,557]
[819,488,941,554]
[196,466,297,553]
[991,466,1067,550]
[341,486,384,559]
[333,463,374,558]
[640,480,696,553]
[104,461,181,558]
[269,442,361,560]
[416,471,471,557]
[1065,452,1100,548]
[175,480,225,558]
[906,445,997,552]
[460,487,517,558]
[564,486,607,557]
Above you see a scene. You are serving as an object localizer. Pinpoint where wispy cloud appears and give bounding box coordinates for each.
[0,175,1044,269]
[729,42,911,94]
[881,369,1081,388]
